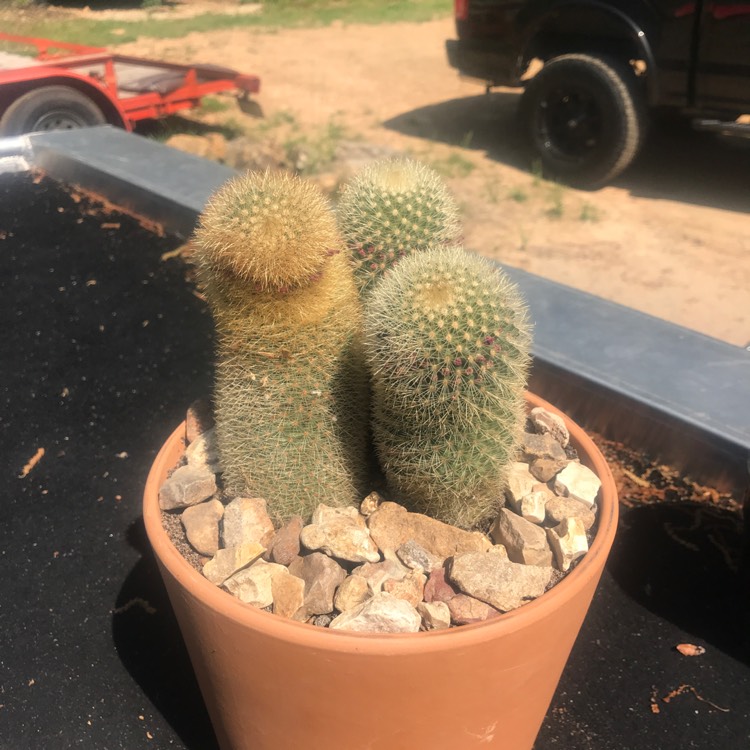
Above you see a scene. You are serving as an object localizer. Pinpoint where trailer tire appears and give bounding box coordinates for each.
[0,85,106,136]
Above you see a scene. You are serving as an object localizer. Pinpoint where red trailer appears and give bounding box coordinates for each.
[0,33,260,135]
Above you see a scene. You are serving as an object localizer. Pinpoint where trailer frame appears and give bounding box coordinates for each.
[0,33,260,134]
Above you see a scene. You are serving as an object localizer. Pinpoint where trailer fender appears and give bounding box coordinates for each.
[0,67,129,131]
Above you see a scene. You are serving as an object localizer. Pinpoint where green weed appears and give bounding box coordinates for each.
[430,152,475,178]
[258,109,298,133]
[483,177,502,204]
[579,202,601,222]
[4,0,449,47]
[282,119,346,174]
[458,131,474,149]
[150,122,202,142]
[508,187,528,203]
[518,225,531,252]
[545,184,565,219]
[531,158,544,187]
[218,117,247,140]
[196,96,232,115]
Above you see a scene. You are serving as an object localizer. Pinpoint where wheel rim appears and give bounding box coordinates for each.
[32,109,88,131]
[535,86,602,164]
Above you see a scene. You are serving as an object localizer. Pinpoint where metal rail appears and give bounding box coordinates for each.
[7,126,750,499]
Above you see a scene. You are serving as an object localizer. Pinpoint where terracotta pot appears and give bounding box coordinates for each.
[143,392,618,750]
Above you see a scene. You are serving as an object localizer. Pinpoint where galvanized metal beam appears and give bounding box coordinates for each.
[21,126,750,495]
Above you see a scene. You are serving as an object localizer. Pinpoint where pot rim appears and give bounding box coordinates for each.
[143,391,618,654]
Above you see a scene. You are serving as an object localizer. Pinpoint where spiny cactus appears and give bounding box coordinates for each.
[363,245,532,529]
[192,170,369,524]
[337,157,461,296]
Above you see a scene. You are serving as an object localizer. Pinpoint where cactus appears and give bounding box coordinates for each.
[192,170,369,524]
[363,245,532,529]
[336,157,461,296]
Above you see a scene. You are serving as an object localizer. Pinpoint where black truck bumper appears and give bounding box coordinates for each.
[445,38,519,87]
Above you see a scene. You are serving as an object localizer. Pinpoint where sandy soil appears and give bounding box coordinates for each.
[113,17,750,347]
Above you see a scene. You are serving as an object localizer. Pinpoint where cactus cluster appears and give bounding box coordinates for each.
[337,158,461,296]
[192,170,369,524]
[194,159,531,531]
[362,246,532,529]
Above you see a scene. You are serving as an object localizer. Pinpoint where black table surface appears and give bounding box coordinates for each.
[2,172,748,749]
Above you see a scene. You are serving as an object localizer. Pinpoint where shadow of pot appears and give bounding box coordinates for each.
[142,392,618,750]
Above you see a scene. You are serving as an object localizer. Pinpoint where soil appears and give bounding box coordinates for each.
[102,13,750,348]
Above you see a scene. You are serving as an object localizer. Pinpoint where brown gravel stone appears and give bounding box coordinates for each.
[383,569,426,607]
[288,552,346,615]
[447,594,501,625]
[267,515,304,565]
[367,502,490,563]
[423,567,459,604]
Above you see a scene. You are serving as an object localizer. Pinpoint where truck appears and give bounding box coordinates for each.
[0,33,260,136]
[446,0,750,187]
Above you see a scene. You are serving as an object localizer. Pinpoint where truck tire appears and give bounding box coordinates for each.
[520,54,646,188]
[0,85,106,136]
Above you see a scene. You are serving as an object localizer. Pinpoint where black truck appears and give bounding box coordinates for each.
[446,0,750,186]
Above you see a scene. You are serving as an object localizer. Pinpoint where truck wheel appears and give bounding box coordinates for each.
[520,54,646,188]
[0,85,106,136]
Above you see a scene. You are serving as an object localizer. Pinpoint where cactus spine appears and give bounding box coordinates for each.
[363,245,532,529]
[192,170,369,524]
[337,158,461,296]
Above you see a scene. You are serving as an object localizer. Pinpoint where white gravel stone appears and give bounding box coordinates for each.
[417,601,451,630]
[505,462,537,507]
[271,570,306,620]
[223,559,288,608]
[367,502,490,563]
[529,406,570,448]
[181,498,224,556]
[449,552,553,612]
[221,497,275,548]
[202,542,265,586]
[488,544,510,559]
[184,427,220,471]
[545,495,596,531]
[396,540,442,573]
[554,462,602,508]
[351,558,408,593]
[383,568,426,607]
[518,490,548,524]
[329,592,421,633]
[159,464,216,510]
[333,574,372,612]
[490,508,553,567]
[300,504,381,563]
[546,517,589,571]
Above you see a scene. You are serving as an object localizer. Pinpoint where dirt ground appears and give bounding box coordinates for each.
[110,16,750,347]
